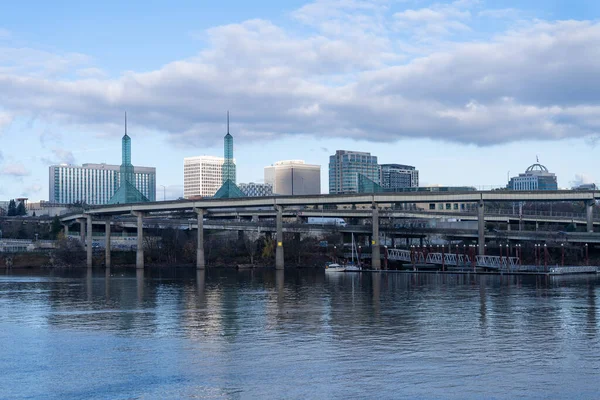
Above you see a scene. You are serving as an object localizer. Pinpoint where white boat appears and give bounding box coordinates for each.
[345,234,361,272]
[325,262,346,272]
[325,235,362,272]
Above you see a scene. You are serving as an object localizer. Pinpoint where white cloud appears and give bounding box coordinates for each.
[0,2,598,149]
[0,47,90,77]
[478,8,520,19]
[23,184,43,195]
[0,28,10,39]
[0,111,13,133]
[76,67,108,78]
[393,0,475,38]
[40,148,76,166]
[1,163,30,177]
[570,173,596,188]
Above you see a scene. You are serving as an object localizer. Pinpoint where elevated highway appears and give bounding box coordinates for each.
[57,190,600,270]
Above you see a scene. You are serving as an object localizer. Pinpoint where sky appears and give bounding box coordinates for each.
[2,0,600,200]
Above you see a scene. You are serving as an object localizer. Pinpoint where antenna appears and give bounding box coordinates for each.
[125,111,128,136]
[227,110,230,134]
[536,155,539,163]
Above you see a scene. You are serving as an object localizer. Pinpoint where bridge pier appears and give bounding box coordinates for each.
[587,201,594,233]
[372,205,381,270]
[86,214,93,268]
[275,206,284,269]
[195,208,205,270]
[133,211,144,269]
[78,218,85,242]
[62,224,69,238]
[275,205,284,269]
[478,200,485,255]
[105,218,111,268]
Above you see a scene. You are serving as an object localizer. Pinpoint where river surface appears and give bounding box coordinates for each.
[0,268,599,399]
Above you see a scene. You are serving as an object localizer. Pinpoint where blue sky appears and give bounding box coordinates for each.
[2,0,600,200]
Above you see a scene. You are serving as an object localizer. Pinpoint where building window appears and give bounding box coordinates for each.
[429,203,435,210]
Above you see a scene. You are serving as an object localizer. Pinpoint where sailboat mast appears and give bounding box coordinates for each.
[352,233,355,263]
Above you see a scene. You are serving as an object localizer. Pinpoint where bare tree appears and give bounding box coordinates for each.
[243,231,260,265]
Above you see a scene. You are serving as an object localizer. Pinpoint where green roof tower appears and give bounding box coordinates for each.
[108,113,150,204]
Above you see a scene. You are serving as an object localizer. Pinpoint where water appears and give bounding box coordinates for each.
[1,268,599,399]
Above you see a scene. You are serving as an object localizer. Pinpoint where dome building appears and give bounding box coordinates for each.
[507,162,558,191]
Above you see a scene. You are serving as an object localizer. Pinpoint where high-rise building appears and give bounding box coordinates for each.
[183,156,227,198]
[380,164,419,190]
[264,160,321,195]
[109,114,153,204]
[508,162,558,191]
[238,182,273,197]
[222,111,236,184]
[49,163,156,205]
[329,150,379,194]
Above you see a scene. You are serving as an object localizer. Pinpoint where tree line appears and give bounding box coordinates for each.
[5,200,27,216]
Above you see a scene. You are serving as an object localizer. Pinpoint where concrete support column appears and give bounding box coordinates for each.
[133,211,144,269]
[275,205,284,270]
[372,205,381,270]
[195,208,205,270]
[586,201,594,233]
[105,219,111,268]
[477,200,485,256]
[86,214,93,268]
[63,224,69,238]
[79,219,85,242]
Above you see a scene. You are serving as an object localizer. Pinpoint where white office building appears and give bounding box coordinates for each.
[184,156,237,198]
[49,163,156,205]
[264,160,321,195]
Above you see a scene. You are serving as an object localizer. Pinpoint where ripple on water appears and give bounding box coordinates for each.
[0,269,598,399]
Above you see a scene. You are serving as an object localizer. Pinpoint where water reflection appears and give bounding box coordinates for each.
[136,268,144,303]
[0,268,599,399]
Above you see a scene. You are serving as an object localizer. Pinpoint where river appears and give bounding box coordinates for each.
[1,268,598,399]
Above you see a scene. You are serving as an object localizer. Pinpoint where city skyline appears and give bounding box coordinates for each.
[1,0,600,200]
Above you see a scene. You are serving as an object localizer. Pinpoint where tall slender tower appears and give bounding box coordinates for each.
[222,111,236,184]
[108,112,151,204]
[120,112,135,185]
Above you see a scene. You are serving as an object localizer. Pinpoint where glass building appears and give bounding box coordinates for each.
[507,163,558,191]
[329,150,379,194]
[238,182,273,197]
[379,164,419,190]
[49,163,155,205]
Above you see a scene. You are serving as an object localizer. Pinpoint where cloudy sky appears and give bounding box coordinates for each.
[1,0,600,200]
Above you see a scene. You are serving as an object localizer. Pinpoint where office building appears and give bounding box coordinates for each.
[184,156,228,198]
[49,163,155,205]
[507,162,558,191]
[329,150,379,194]
[264,160,321,195]
[380,164,419,190]
[238,182,273,197]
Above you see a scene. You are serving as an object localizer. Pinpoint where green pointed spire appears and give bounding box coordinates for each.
[222,111,236,184]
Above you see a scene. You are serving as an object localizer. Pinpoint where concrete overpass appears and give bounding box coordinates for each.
[58,190,600,270]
